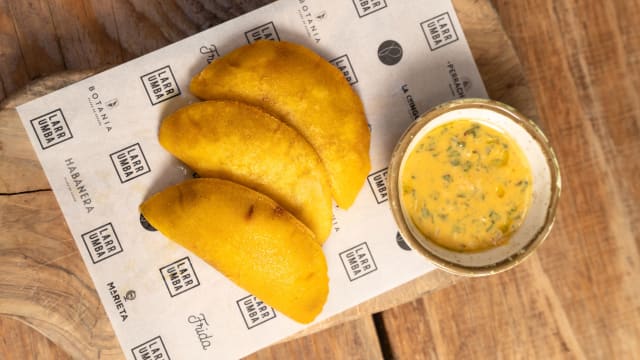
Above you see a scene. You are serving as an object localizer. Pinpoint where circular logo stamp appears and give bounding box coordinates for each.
[139,213,157,232]
[396,232,412,251]
[124,290,136,301]
[378,40,403,66]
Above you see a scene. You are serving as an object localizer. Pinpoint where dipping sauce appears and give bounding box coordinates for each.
[400,119,533,252]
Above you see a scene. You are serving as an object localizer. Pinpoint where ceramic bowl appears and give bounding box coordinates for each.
[388,98,561,276]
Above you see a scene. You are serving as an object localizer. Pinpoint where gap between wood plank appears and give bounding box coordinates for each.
[373,313,394,360]
[0,189,51,196]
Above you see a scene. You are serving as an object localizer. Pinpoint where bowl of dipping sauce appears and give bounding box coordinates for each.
[388,98,561,276]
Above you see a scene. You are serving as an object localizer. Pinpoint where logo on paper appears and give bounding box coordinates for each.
[316,11,327,21]
[296,3,324,43]
[339,242,378,281]
[107,282,130,322]
[245,22,280,43]
[131,336,170,360]
[401,84,421,120]
[160,257,200,297]
[462,77,472,92]
[447,61,470,98]
[332,210,341,233]
[139,213,157,231]
[352,0,387,18]
[64,157,95,213]
[378,40,403,66]
[367,168,388,204]
[124,290,137,301]
[330,55,358,86]
[396,232,412,251]
[109,143,151,183]
[106,98,119,109]
[199,44,220,64]
[81,223,123,264]
[87,86,115,132]
[236,294,276,329]
[30,109,73,150]
[188,313,213,351]
[421,12,459,51]
[140,65,181,105]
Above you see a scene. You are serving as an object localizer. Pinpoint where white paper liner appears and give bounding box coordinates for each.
[16,0,487,358]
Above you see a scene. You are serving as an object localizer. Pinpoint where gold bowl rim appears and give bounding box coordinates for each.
[387,98,562,276]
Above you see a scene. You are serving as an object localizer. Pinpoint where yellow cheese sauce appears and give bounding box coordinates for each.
[400,119,533,252]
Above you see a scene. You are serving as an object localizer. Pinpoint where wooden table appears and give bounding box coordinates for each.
[1,0,639,358]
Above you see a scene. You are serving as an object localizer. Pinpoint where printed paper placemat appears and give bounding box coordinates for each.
[17,0,487,358]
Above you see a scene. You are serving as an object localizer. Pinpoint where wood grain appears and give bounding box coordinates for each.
[378,0,640,358]
[0,0,277,103]
[0,0,29,98]
[0,316,71,360]
[5,0,65,79]
[44,0,119,69]
[1,0,639,359]
[0,191,123,359]
[496,0,640,356]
